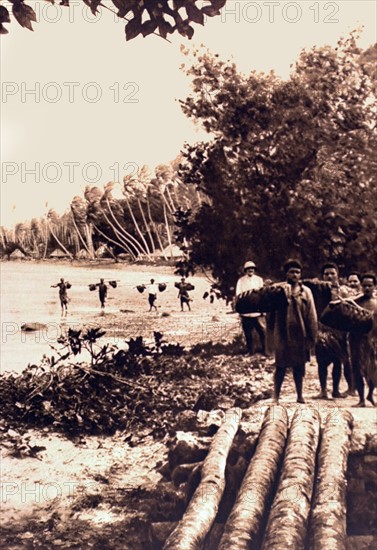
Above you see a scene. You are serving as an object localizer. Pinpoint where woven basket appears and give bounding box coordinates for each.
[89,284,96,292]
[320,300,373,334]
[235,285,288,314]
[136,285,146,293]
[66,282,72,289]
[175,282,195,291]
[158,283,167,292]
[109,280,117,288]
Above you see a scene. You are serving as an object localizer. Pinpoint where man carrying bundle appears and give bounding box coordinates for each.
[51,277,70,317]
[176,277,194,312]
[147,279,158,312]
[314,262,353,399]
[235,261,266,355]
[98,278,108,312]
[348,273,377,407]
[272,259,317,404]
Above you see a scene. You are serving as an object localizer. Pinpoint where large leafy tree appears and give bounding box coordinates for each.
[177,35,377,299]
[0,0,226,39]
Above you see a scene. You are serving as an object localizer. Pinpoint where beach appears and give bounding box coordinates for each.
[0,260,239,375]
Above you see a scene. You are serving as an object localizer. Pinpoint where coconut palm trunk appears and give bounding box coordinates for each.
[162,201,173,257]
[48,224,73,259]
[70,209,93,257]
[137,199,156,253]
[146,196,168,259]
[124,197,152,256]
[103,198,147,256]
[92,222,137,260]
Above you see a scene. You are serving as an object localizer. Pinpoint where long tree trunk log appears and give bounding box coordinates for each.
[308,410,353,550]
[218,405,288,549]
[163,408,242,550]
[261,407,321,550]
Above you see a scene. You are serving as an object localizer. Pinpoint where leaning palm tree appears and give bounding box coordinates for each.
[30,217,46,258]
[122,175,153,257]
[101,182,148,257]
[84,185,136,259]
[46,209,73,259]
[148,174,176,256]
[14,222,32,252]
[70,195,96,259]
[128,165,158,254]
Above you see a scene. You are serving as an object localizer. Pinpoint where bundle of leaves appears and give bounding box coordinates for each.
[0,329,273,439]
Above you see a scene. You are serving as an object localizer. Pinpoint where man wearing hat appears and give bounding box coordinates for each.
[271,259,318,404]
[235,261,266,355]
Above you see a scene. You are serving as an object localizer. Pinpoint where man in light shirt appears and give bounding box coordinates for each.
[147,278,158,312]
[235,261,266,355]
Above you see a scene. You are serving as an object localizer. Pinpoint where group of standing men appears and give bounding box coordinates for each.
[236,259,377,407]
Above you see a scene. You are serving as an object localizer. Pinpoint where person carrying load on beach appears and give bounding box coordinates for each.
[175,277,194,312]
[51,277,71,317]
[98,278,108,311]
[88,279,118,312]
[147,279,158,312]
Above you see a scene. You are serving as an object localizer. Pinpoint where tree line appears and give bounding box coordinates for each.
[0,158,201,261]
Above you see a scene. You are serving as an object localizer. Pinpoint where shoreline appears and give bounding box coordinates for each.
[0,261,234,375]
[0,257,179,268]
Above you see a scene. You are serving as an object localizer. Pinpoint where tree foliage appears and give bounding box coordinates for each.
[0,0,226,39]
[177,35,377,299]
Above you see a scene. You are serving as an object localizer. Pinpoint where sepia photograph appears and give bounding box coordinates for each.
[1,1,377,548]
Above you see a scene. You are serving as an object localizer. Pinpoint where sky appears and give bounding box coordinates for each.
[1,0,376,227]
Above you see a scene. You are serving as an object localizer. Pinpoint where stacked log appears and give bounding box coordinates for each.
[218,405,288,549]
[261,407,321,550]
[163,408,242,550]
[308,410,353,550]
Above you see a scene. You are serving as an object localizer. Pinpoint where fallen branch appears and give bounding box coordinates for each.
[72,363,147,391]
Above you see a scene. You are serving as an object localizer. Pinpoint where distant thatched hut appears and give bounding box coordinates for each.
[161,244,183,258]
[117,252,133,261]
[50,249,69,259]
[9,248,26,260]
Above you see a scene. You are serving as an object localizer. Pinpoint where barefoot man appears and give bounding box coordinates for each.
[98,279,108,312]
[349,273,377,407]
[51,278,70,317]
[272,259,318,404]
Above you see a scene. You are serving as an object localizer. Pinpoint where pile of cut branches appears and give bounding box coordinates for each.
[0,329,273,440]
